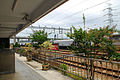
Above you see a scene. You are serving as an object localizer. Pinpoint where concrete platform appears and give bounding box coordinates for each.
[0,54,73,80]
[0,58,46,80]
[16,54,73,80]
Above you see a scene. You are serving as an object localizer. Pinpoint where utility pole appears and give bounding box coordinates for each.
[59,27,63,34]
[70,27,72,34]
[83,13,86,30]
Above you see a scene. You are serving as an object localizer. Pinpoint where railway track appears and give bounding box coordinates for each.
[32,52,120,80]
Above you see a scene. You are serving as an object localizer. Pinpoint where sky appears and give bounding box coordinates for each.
[17,0,120,38]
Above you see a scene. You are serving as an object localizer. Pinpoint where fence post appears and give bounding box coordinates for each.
[87,58,90,80]
[90,59,94,80]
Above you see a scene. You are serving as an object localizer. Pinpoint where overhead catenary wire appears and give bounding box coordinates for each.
[70,16,105,25]
[29,15,106,30]
[53,0,110,25]
[18,0,120,37]
[43,0,120,28]
[40,0,110,26]
[44,0,90,21]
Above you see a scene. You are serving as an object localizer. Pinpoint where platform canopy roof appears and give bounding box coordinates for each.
[0,0,68,38]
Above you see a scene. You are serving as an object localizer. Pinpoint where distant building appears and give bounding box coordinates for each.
[112,34,120,41]
[111,34,120,47]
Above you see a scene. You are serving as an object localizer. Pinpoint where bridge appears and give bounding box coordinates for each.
[10,36,62,44]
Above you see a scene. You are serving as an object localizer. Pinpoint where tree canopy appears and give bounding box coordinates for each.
[67,25,117,60]
[30,30,48,45]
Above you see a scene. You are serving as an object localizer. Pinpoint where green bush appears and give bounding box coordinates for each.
[60,64,68,75]
[60,64,68,70]
[59,64,86,80]
[111,53,120,61]
[18,49,24,53]
[18,49,25,56]
[13,42,20,48]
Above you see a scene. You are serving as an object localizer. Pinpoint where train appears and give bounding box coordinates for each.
[51,39,74,49]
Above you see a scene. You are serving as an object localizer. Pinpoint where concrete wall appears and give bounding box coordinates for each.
[0,49,15,74]
[0,38,15,74]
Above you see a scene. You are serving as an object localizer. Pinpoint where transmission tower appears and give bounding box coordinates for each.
[104,3,114,27]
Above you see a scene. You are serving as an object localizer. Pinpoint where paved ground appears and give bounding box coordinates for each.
[16,54,73,80]
[0,54,73,80]
[0,58,46,80]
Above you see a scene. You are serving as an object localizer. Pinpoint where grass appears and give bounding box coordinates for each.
[66,72,86,80]
[59,64,86,80]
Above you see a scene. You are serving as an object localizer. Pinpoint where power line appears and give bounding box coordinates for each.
[44,0,90,21]
[54,0,110,25]
[85,16,105,23]
[57,15,105,26]
[29,26,71,30]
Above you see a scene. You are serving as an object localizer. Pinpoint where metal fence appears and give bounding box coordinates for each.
[28,49,120,80]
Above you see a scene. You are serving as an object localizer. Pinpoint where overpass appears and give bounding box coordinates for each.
[10,36,67,44]
[0,0,68,75]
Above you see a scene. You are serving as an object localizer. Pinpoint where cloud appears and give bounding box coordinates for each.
[33,0,109,26]
[17,0,120,37]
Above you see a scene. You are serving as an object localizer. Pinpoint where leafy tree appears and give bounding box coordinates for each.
[30,30,48,47]
[67,24,117,80]
[88,25,117,59]
[40,40,54,64]
[67,26,91,56]
[13,42,20,48]
[68,13,117,60]
[40,40,54,49]
[67,14,91,56]
[67,25,117,59]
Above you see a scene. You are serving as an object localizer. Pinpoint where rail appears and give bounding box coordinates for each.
[19,49,120,80]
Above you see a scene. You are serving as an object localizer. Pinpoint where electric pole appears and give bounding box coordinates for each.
[104,3,116,28]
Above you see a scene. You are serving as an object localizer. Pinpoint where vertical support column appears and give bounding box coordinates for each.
[28,38,30,42]
[54,34,56,40]
[57,34,58,39]
[0,38,15,74]
[17,38,19,44]
[14,36,16,44]
[70,27,72,34]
